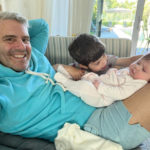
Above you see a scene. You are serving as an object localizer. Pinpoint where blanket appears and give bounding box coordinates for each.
[55,123,123,150]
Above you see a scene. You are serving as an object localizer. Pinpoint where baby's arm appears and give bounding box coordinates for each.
[86,68,119,89]
[97,69,147,100]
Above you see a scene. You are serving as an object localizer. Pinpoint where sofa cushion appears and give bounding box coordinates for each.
[0,132,56,150]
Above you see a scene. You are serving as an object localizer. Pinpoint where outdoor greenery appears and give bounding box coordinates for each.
[142,0,150,51]
[92,0,137,28]
[91,0,150,51]
[92,0,149,28]
[142,0,150,32]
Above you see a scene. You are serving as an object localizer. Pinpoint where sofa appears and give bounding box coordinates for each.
[45,36,132,65]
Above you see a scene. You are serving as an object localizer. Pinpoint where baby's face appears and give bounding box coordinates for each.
[129,59,150,81]
[88,54,107,72]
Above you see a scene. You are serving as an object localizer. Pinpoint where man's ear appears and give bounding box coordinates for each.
[79,64,88,69]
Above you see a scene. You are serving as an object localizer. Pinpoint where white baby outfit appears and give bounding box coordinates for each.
[55,66,147,107]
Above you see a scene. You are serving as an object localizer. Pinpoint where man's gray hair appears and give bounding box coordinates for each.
[0,11,28,27]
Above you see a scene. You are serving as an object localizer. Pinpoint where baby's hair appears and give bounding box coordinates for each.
[142,53,150,83]
[142,53,150,60]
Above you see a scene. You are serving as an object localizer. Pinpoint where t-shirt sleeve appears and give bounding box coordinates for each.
[107,55,118,67]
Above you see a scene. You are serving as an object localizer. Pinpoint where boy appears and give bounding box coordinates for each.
[53,33,142,80]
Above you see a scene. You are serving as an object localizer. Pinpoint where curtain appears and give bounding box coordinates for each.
[50,0,69,36]
[1,0,44,19]
[68,0,94,36]
[1,0,94,36]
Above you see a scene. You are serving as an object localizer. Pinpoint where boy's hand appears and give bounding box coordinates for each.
[63,65,85,80]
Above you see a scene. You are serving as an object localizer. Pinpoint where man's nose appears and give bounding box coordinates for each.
[14,40,26,50]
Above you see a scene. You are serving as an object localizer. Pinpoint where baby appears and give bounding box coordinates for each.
[54,53,150,107]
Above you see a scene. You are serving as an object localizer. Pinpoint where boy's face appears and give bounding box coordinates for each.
[88,54,107,72]
[129,59,150,81]
[0,19,31,71]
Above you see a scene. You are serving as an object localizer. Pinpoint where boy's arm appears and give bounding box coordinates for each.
[115,55,142,67]
[28,19,49,54]
[53,64,85,80]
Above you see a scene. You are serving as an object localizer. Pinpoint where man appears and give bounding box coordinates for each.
[0,12,149,149]
[0,11,95,141]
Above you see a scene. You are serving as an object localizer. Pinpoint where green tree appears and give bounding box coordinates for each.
[102,0,136,27]
[142,0,150,50]
[142,0,150,31]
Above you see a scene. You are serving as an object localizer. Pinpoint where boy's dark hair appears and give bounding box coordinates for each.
[68,34,105,66]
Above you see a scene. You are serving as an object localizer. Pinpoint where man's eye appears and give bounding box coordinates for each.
[4,38,16,43]
[22,38,30,43]
[5,38,14,41]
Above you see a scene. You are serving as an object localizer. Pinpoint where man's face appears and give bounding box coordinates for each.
[0,19,31,71]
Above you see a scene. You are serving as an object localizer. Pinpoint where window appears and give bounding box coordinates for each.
[91,0,150,55]
[91,0,137,39]
[136,0,150,55]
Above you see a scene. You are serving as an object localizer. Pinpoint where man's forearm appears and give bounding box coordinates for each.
[115,55,143,67]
